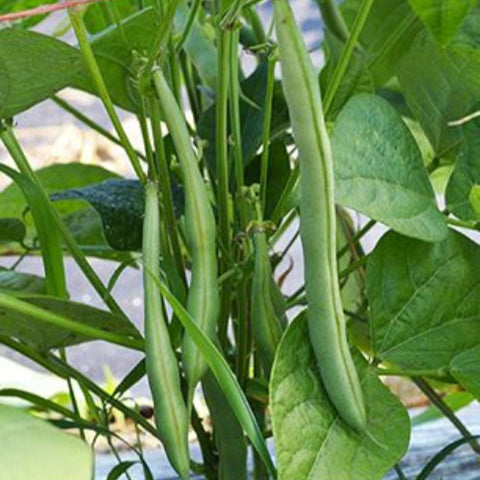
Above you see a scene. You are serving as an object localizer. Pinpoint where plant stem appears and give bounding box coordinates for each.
[337,219,376,259]
[376,367,447,379]
[314,0,350,43]
[217,27,233,347]
[68,7,146,183]
[323,0,375,114]
[260,51,277,215]
[414,378,480,455]
[51,95,146,160]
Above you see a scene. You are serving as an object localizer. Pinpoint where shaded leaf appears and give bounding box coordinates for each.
[332,94,447,241]
[407,0,476,45]
[51,179,144,251]
[0,269,46,294]
[446,118,480,220]
[270,313,410,480]
[0,218,25,244]
[0,293,141,350]
[397,33,480,156]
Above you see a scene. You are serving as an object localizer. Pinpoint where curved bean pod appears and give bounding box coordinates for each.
[143,181,190,479]
[152,68,220,403]
[273,0,367,433]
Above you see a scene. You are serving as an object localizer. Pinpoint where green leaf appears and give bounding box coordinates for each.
[0,269,46,294]
[450,346,480,400]
[270,313,410,480]
[0,293,141,350]
[0,29,85,118]
[407,0,476,45]
[446,119,480,220]
[368,229,480,370]
[0,403,92,480]
[0,218,25,244]
[51,179,144,251]
[332,94,447,242]
[106,461,138,480]
[397,33,480,156]
[341,0,424,85]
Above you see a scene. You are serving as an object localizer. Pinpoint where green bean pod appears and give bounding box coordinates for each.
[273,0,367,433]
[251,229,285,376]
[152,68,220,402]
[143,181,190,479]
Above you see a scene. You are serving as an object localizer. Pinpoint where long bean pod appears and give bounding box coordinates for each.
[273,0,367,433]
[143,182,190,479]
[152,68,220,403]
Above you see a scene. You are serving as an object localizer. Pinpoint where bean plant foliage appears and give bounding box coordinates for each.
[0,0,479,479]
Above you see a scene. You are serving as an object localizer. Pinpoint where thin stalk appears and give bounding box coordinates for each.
[270,164,300,225]
[394,464,408,480]
[51,96,146,160]
[216,27,233,347]
[244,6,266,45]
[259,52,277,215]
[229,27,248,229]
[446,217,478,230]
[175,0,202,52]
[0,292,144,350]
[337,219,376,259]
[376,368,447,379]
[68,7,146,183]
[323,0,375,114]
[314,0,349,43]
[137,98,156,177]
[414,378,480,455]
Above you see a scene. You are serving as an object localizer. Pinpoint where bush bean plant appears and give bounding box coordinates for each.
[1,0,480,479]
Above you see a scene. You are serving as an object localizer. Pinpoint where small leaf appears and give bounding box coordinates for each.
[106,461,138,480]
[368,229,480,370]
[0,403,92,480]
[407,0,476,45]
[270,313,410,480]
[332,94,447,241]
[51,179,144,251]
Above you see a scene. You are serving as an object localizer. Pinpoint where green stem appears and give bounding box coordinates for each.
[446,217,478,230]
[68,7,145,183]
[376,367,447,378]
[229,27,248,230]
[314,0,349,43]
[337,219,376,259]
[175,0,202,52]
[323,0,374,114]
[51,95,146,160]
[414,378,480,455]
[0,292,144,351]
[259,52,277,215]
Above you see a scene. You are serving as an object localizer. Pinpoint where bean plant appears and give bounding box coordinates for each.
[1,0,480,479]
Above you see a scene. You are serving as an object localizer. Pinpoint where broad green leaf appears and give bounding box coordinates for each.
[0,403,92,480]
[0,269,46,294]
[450,346,480,400]
[368,229,480,370]
[341,0,424,85]
[407,0,476,45]
[446,119,480,220]
[411,391,474,426]
[0,29,85,118]
[397,33,480,156]
[0,293,141,350]
[332,94,447,242]
[83,0,141,33]
[270,314,410,480]
[0,218,25,244]
[51,179,144,251]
